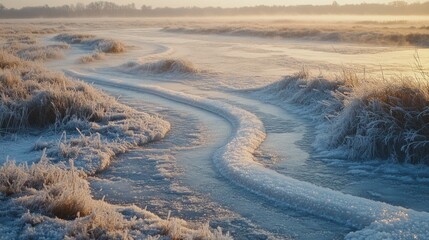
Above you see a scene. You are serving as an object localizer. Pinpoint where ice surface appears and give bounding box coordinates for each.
[68,70,429,239]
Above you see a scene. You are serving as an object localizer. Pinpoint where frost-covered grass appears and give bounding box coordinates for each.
[165,26,429,46]
[256,66,429,164]
[55,33,126,54]
[17,43,70,61]
[0,24,68,62]
[119,59,201,75]
[46,111,169,175]
[162,19,429,47]
[0,156,91,219]
[329,74,429,164]
[54,33,126,64]
[0,53,112,131]
[0,49,171,173]
[0,157,232,239]
[79,51,105,63]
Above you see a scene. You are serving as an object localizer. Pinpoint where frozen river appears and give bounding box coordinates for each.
[38,26,429,239]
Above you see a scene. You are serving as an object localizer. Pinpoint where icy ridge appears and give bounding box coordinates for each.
[67,70,429,239]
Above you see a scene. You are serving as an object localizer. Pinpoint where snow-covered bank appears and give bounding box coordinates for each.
[68,70,429,239]
[0,50,170,174]
[254,68,429,165]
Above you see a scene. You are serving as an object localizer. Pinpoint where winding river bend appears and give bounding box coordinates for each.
[47,27,429,239]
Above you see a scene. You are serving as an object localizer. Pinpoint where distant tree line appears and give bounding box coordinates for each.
[0,1,429,18]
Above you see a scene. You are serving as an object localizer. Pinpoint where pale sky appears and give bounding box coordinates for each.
[0,0,416,9]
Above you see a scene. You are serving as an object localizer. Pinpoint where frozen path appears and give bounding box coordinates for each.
[67,70,429,239]
[87,84,349,239]
[42,26,429,238]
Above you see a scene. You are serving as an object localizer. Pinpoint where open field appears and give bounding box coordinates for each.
[1,16,429,239]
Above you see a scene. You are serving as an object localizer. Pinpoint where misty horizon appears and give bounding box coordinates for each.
[0,0,419,9]
[1,0,429,18]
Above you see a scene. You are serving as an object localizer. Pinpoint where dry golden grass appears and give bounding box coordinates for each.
[0,50,23,69]
[0,157,232,239]
[0,49,115,132]
[103,40,126,53]
[17,43,70,61]
[0,156,90,219]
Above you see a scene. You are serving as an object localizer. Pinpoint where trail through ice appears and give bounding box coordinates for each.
[67,70,429,239]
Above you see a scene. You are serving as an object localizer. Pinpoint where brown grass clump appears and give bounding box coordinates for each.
[0,160,29,195]
[0,50,24,69]
[121,58,201,76]
[100,40,126,53]
[79,51,105,63]
[261,65,429,164]
[0,154,123,222]
[154,59,199,74]
[0,157,91,219]
[329,76,429,164]
[0,52,114,132]
[54,33,126,54]
[65,203,129,239]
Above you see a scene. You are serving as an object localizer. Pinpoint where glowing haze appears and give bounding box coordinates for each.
[0,0,416,9]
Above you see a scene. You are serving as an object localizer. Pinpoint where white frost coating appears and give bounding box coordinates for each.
[67,70,429,239]
[346,210,429,239]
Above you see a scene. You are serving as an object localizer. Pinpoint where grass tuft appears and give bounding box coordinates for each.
[260,63,429,164]
[55,33,126,54]
[0,53,114,132]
